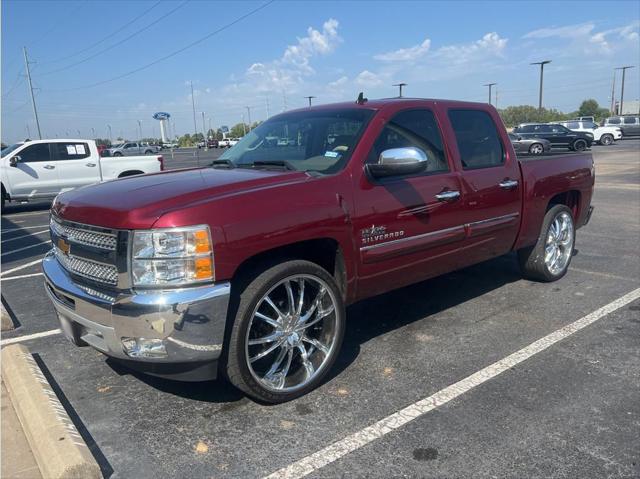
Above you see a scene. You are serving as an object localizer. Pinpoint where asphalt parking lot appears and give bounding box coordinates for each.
[1,141,639,478]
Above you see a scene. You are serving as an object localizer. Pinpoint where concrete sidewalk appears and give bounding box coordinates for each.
[1,380,42,479]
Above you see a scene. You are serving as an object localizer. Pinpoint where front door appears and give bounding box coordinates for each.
[50,142,101,193]
[4,142,60,198]
[352,108,467,298]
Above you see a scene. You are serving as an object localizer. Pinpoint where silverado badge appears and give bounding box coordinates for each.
[361,225,405,245]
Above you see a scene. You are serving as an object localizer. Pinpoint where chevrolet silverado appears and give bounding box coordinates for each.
[43,98,594,403]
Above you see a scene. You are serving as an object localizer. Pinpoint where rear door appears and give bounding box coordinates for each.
[352,107,467,297]
[4,142,60,198]
[445,108,522,264]
[622,116,640,136]
[51,142,101,193]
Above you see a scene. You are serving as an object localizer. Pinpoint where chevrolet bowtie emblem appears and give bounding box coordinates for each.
[57,238,70,256]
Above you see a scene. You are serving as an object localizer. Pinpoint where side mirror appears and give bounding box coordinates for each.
[366,147,428,179]
[9,155,20,167]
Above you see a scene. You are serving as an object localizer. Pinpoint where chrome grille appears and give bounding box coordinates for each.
[54,247,118,286]
[50,217,117,251]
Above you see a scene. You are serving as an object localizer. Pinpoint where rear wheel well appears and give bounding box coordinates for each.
[231,239,346,299]
[118,170,144,178]
[548,190,580,218]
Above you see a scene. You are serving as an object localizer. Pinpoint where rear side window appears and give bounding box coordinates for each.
[623,117,637,124]
[566,121,581,129]
[448,109,504,169]
[607,118,621,125]
[52,143,90,160]
[367,109,448,174]
[18,143,51,162]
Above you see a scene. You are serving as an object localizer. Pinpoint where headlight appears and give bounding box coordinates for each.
[131,225,214,287]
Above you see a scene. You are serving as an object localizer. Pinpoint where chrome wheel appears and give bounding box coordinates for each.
[529,143,544,155]
[245,275,339,393]
[544,211,574,275]
[600,134,613,146]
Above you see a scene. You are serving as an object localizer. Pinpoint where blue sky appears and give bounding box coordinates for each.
[2,0,639,143]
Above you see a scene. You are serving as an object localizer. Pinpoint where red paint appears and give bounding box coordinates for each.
[53,99,594,304]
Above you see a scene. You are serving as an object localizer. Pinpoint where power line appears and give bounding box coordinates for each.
[40,0,188,77]
[42,0,163,65]
[29,0,88,47]
[47,0,275,92]
[1,70,25,99]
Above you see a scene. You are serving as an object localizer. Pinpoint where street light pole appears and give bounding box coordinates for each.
[304,96,316,107]
[107,124,112,143]
[245,106,252,131]
[617,65,635,116]
[393,82,407,98]
[531,60,551,110]
[190,81,199,165]
[201,111,207,149]
[484,83,496,105]
[137,120,142,140]
[610,69,618,115]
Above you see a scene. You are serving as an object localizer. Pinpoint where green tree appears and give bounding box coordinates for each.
[498,105,570,128]
[229,123,248,138]
[575,99,610,122]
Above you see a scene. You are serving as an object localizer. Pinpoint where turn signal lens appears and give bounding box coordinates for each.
[194,229,211,254]
[194,257,213,280]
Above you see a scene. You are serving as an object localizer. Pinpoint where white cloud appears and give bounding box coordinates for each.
[281,18,341,73]
[436,32,507,62]
[374,38,431,62]
[355,70,383,87]
[523,23,595,39]
[328,76,349,88]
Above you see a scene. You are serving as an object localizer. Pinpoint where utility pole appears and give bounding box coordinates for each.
[495,87,498,110]
[245,106,252,132]
[484,83,496,105]
[241,114,247,136]
[137,120,142,140]
[190,81,199,164]
[265,96,270,119]
[23,47,42,139]
[77,129,81,137]
[26,124,31,139]
[531,60,551,110]
[393,82,407,98]
[91,127,96,139]
[610,69,618,115]
[282,90,288,112]
[107,124,112,143]
[617,65,635,116]
[304,96,316,107]
[201,111,207,149]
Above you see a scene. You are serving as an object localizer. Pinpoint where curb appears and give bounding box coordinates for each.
[1,298,14,331]
[1,344,101,479]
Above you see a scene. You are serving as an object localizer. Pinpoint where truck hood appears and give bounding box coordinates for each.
[52,167,309,229]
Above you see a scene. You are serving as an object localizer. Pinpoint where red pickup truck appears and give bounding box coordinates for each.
[44,98,594,403]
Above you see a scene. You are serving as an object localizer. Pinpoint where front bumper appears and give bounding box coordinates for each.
[42,251,230,380]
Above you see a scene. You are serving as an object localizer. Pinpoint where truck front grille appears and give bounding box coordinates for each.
[50,217,117,251]
[54,246,118,286]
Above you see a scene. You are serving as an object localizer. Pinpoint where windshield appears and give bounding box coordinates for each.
[218,108,374,174]
[1,143,23,158]
[112,143,124,149]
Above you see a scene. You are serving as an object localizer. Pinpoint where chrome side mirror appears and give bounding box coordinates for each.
[9,155,20,167]
[367,147,429,178]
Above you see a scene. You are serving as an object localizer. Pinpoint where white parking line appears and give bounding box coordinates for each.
[1,240,51,257]
[264,287,640,479]
[1,230,49,244]
[0,329,61,346]
[2,224,49,232]
[0,258,43,276]
[0,272,44,281]
[1,210,50,218]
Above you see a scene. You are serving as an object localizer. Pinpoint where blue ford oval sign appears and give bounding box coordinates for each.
[153,112,171,120]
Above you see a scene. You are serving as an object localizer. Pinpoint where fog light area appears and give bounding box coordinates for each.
[121,337,168,358]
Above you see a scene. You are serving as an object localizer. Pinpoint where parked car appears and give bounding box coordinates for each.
[228,138,240,147]
[218,138,231,148]
[107,142,157,156]
[601,116,640,137]
[513,123,593,151]
[161,141,178,149]
[43,99,594,403]
[207,138,219,148]
[557,120,622,146]
[508,133,551,155]
[1,139,163,208]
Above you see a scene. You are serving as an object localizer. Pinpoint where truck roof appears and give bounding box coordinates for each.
[283,97,492,115]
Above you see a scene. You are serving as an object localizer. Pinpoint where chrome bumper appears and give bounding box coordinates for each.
[42,251,230,369]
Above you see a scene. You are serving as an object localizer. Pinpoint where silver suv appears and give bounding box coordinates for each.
[602,116,640,137]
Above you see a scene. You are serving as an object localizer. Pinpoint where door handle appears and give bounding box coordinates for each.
[435,190,461,202]
[43,165,55,170]
[86,163,96,167]
[499,179,518,190]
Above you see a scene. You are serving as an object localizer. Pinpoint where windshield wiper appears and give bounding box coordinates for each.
[250,160,296,171]
[210,159,235,169]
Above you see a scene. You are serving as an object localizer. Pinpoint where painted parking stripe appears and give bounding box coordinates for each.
[264,287,640,479]
[2,230,49,244]
[0,258,43,276]
[1,272,44,281]
[1,240,51,257]
[1,224,49,233]
[1,329,61,346]
[1,210,50,218]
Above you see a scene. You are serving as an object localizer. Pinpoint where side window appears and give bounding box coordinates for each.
[623,117,637,124]
[608,118,621,125]
[448,109,504,170]
[518,125,534,133]
[566,121,581,129]
[367,109,448,174]
[17,143,50,162]
[52,143,90,160]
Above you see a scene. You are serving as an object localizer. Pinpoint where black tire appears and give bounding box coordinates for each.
[518,204,575,282]
[572,139,587,151]
[528,143,545,155]
[113,152,123,157]
[224,260,345,403]
[600,134,613,146]
[144,149,153,155]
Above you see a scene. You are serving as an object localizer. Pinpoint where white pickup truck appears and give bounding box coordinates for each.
[1,139,164,208]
